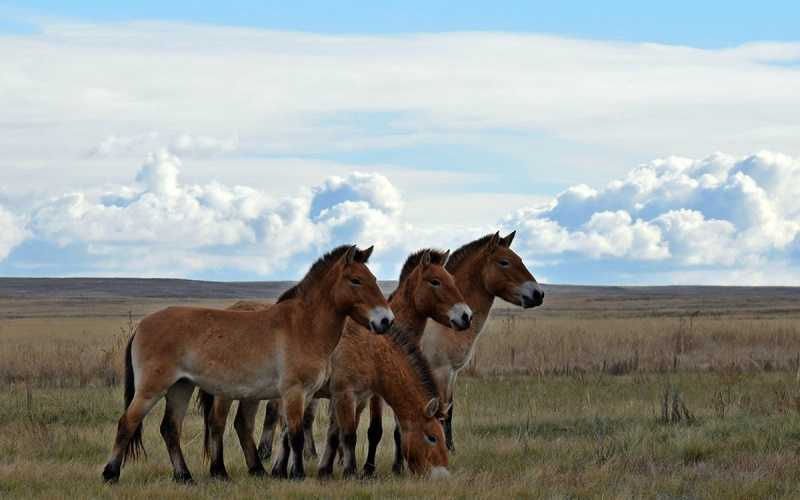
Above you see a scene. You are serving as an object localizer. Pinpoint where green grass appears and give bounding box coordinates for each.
[3,373,800,499]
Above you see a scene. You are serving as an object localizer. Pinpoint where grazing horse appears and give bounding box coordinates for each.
[101,245,393,483]
[367,231,543,473]
[316,326,450,478]
[202,248,470,478]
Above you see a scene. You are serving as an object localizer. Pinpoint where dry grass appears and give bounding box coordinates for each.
[471,315,800,376]
[2,288,800,498]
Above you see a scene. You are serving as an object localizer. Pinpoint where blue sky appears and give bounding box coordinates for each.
[4,1,800,47]
[1,2,799,284]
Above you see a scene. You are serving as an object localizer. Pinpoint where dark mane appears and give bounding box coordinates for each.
[445,233,494,273]
[277,245,369,303]
[396,248,450,284]
[388,327,440,402]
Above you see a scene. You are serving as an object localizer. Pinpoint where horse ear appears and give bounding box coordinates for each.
[486,231,501,254]
[360,245,374,263]
[420,249,432,268]
[500,230,516,248]
[425,398,440,418]
[441,249,451,268]
[344,245,357,265]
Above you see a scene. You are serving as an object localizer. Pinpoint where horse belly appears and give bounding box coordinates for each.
[182,351,283,400]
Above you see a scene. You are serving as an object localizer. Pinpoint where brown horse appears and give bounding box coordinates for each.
[316,326,450,478]
[368,231,543,473]
[203,248,469,478]
[101,245,393,483]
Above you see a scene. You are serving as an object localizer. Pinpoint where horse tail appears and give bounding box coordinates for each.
[196,389,215,461]
[122,333,146,464]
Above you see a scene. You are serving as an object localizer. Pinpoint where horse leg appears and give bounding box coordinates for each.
[208,397,233,480]
[102,391,162,483]
[362,395,383,477]
[334,392,358,478]
[283,389,308,480]
[391,422,404,474]
[444,371,457,452]
[302,399,319,459]
[317,401,339,478]
[258,399,281,461]
[270,426,290,478]
[234,400,266,477]
[444,399,455,452]
[159,379,195,483]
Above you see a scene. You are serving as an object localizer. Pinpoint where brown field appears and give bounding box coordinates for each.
[2,280,800,498]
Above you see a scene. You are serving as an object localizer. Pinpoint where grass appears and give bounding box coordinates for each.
[2,289,800,498]
[3,374,800,498]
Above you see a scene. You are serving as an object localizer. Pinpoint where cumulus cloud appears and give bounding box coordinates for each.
[3,149,800,284]
[505,151,800,278]
[25,151,408,276]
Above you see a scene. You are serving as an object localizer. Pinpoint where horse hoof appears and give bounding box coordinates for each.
[362,464,376,477]
[391,464,404,475]
[317,467,333,480]
[342,467,357,479]
[209,465,229,481]
[173,472,195,484]
[289,468,305,481]
[271,467,288,479]
[101,464,119,483]
[249,465,267,477]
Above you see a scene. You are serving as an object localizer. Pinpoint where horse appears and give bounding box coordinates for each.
[366,231,543,473]
[201,248,470,478]
[316,325,450,479]
[101,244,394,483]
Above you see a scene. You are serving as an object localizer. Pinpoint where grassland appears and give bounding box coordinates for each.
[2,280,800,498]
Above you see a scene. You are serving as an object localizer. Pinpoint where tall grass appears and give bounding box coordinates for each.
[3,309,800,389]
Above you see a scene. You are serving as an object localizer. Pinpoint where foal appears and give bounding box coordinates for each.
[101,245,393,483]
[367,231,543,473]
[205,248,471,477]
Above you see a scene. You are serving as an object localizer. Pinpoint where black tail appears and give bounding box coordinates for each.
[122,334,145,464]
[196,389,215,461]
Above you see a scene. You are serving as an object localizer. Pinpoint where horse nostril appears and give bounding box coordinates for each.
[381,317,390,327]
[461,312,470,325]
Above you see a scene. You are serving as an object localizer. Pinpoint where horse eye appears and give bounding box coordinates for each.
[498,259,510,268]
[350,278,362,286]
[425,434,438,445]
[429,279,441,287]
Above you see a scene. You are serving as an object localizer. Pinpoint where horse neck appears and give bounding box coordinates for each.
[389,279,429,339]
[295,276,348,353]
[450,256,494,334]
[375,344,429,428]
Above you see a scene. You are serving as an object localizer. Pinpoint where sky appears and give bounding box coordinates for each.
[1,2,799,284]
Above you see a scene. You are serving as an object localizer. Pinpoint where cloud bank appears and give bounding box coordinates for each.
[1,150,799,284]
[15,151,410,277]
[504,151,800,284]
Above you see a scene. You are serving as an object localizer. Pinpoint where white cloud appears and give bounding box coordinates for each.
[505,151,800,276]
[24,150,411,276]
[0,206,27,260]
[1,21,800,187]
[2,149,800,284]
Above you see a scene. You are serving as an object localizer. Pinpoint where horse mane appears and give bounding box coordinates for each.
[388,248,450,300]
[445,233,494,273]
[277,245,370,303]
[388,327,440,403]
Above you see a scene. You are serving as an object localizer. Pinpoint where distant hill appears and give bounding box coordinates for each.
[0,277,398,299]
[0,277,798,301]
